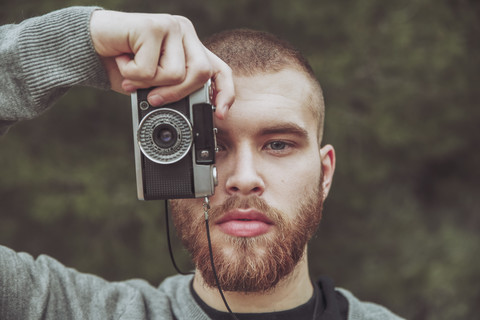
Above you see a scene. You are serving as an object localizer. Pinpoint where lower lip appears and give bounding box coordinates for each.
[217,220,272,237]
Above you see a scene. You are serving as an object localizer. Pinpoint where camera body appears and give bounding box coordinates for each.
[131,82,218,200]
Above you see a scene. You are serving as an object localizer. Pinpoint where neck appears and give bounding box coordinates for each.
[192,249,313,313]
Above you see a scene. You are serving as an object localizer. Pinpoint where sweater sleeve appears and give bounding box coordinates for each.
[0,245,161,320]
[336,288,406,320]
[0,6,110,135]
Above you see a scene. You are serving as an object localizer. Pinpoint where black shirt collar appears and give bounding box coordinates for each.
[190,276,346,320]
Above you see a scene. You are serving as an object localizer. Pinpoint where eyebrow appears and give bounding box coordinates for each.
[258,123,310,139]
[216,122,311,141]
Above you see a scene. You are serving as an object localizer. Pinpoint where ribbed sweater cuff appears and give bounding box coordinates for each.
[18,6,110,107]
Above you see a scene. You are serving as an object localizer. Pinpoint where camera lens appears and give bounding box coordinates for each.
[153,124,177,149]
[137,108,193,164]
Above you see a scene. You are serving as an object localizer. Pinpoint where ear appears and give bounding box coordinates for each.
[320,144,335,200]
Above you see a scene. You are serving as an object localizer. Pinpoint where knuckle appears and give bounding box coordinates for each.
[143,14,179,37]
[138,67,157,81]
[119,62,158,82]
[119,66,135,79]
[190,60,214,83]
[164,66,186,84]
[173,15,193,30]
[152,14,181,35]
[141,17,160,34]
[196,67,213,83]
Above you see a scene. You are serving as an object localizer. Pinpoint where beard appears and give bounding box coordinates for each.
[170,176,324,293]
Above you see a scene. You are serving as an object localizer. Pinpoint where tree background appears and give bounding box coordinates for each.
[1,0,479,319]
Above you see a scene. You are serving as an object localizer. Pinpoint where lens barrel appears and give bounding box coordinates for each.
[137,108,193,164]
[153,124,178,149]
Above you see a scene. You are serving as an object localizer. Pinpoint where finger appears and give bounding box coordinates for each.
[207,52,235,119]
[116,34,163,81]
[145,18,213,106]
[155,28,186,85]
[146,81,204,107]
[118,41,188,91]
[116,15,187,87]
[179,19,234,118]
[145,49,235,118]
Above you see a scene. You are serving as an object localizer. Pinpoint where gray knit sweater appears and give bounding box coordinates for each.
[0,6,109,135]
[0,7,404,320]
[0,245,403,320]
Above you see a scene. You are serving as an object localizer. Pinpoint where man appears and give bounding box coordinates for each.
[0,7,404,320]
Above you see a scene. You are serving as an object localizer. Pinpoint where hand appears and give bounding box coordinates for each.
[89,10,234,119]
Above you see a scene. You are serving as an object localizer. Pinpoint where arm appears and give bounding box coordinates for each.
[0,7,234,135]
[0,245,169,320]
[0,7,108,135]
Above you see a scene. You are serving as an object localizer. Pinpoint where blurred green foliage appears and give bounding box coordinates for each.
[1,0,479,319]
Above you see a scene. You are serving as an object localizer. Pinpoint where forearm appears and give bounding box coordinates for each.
[0,7,110,134]
[0,245,143,320]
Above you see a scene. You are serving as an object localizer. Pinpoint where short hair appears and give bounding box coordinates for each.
[204,29,325,143]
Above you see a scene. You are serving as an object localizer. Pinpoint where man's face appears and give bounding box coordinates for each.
[171,69,333,292]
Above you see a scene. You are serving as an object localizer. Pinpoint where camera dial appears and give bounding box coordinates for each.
[137,108,193,164]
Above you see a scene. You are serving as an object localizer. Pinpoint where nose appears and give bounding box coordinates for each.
[224,147,265,196]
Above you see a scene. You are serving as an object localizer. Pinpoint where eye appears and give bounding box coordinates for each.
[215,141,227,152]
[268,141,287,150]
[264,140,296,155]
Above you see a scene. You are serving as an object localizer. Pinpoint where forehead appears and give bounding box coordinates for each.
[216,69,318,139]
[233,69,314,109]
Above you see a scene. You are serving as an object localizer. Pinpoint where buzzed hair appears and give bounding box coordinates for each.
[204,29,325,143]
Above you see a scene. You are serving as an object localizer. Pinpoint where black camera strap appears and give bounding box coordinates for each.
[164,200,193,276]
[202,197,240,320]
[164,198,239,320]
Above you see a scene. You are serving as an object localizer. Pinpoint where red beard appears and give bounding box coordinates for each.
[170,177,323,293]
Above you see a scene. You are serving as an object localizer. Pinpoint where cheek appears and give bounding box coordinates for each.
[265,155,321,211]
[170,199,204,228]
[274,151,321,183]
[210,149,322,208]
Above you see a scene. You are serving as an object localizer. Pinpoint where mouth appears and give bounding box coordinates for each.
[215,209,274,237]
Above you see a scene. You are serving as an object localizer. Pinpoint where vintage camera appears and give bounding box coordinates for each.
[131,82,218,200]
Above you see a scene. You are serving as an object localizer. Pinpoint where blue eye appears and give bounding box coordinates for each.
[268,141,287,150]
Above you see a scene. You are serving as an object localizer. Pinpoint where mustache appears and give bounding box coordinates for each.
[208,195,284,225]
